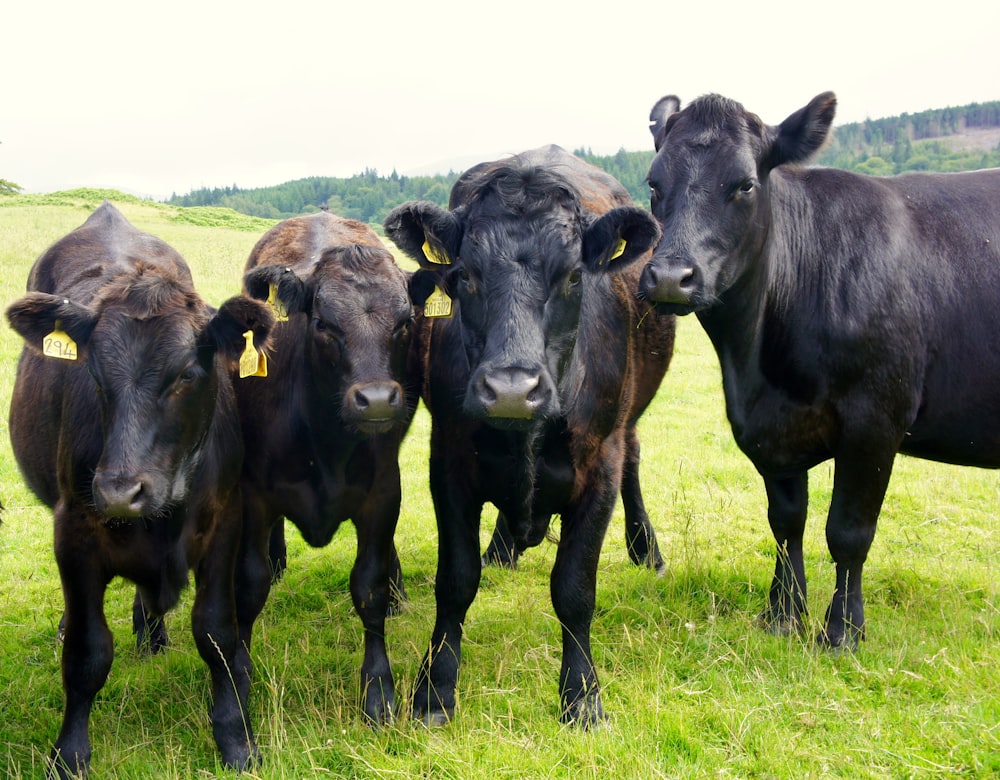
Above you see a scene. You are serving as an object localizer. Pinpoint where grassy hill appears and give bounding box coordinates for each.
[0,198,997,777]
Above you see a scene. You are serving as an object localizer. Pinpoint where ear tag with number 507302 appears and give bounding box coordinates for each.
[424,285,453,318]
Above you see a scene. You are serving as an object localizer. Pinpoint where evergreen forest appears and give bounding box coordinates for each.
[165,100,1000,225]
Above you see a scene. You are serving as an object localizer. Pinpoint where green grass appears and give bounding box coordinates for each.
[1,194,998,778]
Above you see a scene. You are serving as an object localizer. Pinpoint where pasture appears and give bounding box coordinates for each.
[0,194,997,778]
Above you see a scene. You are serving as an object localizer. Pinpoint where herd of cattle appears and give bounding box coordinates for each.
[6,91,999,776]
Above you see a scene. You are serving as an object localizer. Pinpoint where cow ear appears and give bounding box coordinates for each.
[582,207,662,272]
[649,94,681,152]
[769,91,837,169]
[203,296,275,363]
[409,268,445,308]
[244,265,308,314]
[384,202,462,269]
[6,292,97,357]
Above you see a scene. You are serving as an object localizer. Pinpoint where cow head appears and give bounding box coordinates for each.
[639,91,837,313]
[6,267,274,518]
[385,162,658,430]
[243,244,413,435]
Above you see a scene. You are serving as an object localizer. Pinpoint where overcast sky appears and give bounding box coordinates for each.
[5,0,998,201]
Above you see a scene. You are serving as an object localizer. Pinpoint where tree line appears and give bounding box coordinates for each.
[163,100,1000,224]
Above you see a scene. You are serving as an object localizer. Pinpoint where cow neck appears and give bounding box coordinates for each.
[696,221,776,399]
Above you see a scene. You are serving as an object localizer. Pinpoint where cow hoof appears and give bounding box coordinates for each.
[756,610,804,637]
[414,709,452,728]
[816,626,863,654]
[560,699,607,730]
[481,550,519,570]
[221,741,261,772]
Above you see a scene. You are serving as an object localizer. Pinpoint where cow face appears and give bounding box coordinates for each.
[386,166,658,430]
[6,280,273,518]
[244,245,413,434]
[639,92,837,313]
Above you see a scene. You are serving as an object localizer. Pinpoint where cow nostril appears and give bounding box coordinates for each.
[354,389,369,410]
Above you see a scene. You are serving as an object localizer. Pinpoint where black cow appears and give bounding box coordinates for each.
[6,202,273,777]
[639,92,1000,649]
[231,211,418,724]
[385,145,675,725]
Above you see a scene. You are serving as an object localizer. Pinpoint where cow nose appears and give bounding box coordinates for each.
[347,381,404,421]
[478,368,551,420]
[639,260,696,304]
[93,470,147,517]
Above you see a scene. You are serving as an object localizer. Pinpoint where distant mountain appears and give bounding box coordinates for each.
[165,100,1000,226]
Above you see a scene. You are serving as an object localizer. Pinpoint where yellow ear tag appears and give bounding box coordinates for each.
[267,283,288,321]
[43,319,78,361]
[610,237,627,261]
[239,330,268,378]
[422,239,451,265]
[423,285,453,318]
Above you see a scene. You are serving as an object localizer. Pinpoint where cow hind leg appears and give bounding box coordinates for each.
[132,588,169,655]
[621,427,665,573]
[482,510,521,568]
[268,520,288,582]
[758,472,810,635]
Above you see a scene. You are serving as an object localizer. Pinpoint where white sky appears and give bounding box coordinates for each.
[5,0,998,200]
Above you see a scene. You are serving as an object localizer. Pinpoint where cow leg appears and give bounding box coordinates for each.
[621,426,665,573]
[413,461,482,726]
[50,514,113,779]
[132,588,169,655]
[759,472,809,635]
[482,510,521,569]
[388,543,407,615]
[192,498,259,771]
[268,520,288,582]
[551,458,619,727]
[351,470,402,725]
[820,453,892,650]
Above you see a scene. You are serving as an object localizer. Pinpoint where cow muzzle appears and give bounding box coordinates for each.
[468,366,555,428]
[92,468,153,518]
[638,259,700,310]
[343,380,406,434]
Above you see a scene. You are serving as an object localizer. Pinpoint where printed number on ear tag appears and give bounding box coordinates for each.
[267,283,288,321]
[424,286,453,318]
[239,330,268,378]
[422,239,451,265]
[43,320,77,361]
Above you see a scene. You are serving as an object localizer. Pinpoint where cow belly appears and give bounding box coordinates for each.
[268,480,355,547]
[731,402,836,475]
[901,420,1000,468]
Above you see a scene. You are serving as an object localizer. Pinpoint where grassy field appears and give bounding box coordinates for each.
[0,193,997,778]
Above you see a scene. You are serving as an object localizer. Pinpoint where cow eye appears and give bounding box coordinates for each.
[738,179,755,196]
[568,269,583,286]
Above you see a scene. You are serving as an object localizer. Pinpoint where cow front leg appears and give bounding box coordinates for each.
[621,426,664,573]
[50,554,112,780]
[193,504,259,771]
[551,471,618,727]
[820,454,892,650]
[351,478,402,725]
[413,468,482,726]
[758,472,809,635]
